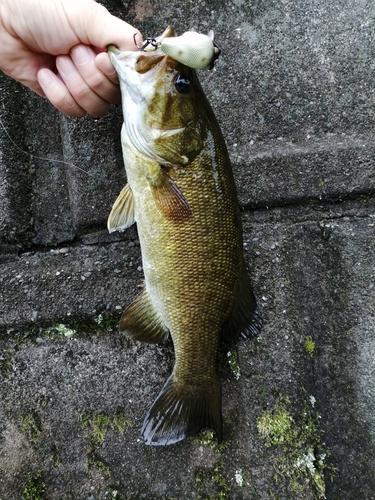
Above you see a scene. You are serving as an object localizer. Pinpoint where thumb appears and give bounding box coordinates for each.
[77,1,142,51]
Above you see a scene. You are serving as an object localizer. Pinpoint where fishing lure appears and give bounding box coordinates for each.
[133,29,220,70]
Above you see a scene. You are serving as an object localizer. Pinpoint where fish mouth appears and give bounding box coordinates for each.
[108,44,166,77]
[107,44,136,68]
[107,40,181,93]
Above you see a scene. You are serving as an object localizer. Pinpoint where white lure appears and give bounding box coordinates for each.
[160,30,220,70]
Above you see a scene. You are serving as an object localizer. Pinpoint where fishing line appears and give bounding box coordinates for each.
[0,116,99,179]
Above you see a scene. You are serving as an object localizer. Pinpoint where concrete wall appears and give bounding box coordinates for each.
[1,0,374,498]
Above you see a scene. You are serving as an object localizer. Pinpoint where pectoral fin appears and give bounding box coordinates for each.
[149,167,192,222]
[107,183,135,233]
[222,267,262,341]
[120,288,169,344]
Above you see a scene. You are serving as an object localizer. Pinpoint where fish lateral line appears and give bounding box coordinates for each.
[0,116,98,179]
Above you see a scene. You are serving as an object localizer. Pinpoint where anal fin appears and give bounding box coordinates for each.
[107,183,135,233]
[222,267,262,341]
[120,288,169,344]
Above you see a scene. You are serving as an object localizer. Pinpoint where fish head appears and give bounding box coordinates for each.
[108,29,208,166]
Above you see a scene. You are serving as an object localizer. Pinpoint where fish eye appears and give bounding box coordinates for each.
[174,74,191,93]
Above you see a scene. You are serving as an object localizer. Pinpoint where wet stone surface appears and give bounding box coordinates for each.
[1,0,375,498]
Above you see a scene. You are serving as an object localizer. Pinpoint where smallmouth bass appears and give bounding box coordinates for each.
[108,27,261,446]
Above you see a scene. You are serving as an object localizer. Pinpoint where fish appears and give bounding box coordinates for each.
[107,26,261,446]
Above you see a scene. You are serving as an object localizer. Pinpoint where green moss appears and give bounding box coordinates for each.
[93,314,119,333]
[3,313,120,345]
[38,395,48,407]
[305,335,315,358]
[227,350,241,380]
[113,409,134,433]
[21,413,42,444]
[80,410,133,444]
[257,399,334,499]
[88,456,111,478]
[51,444,62,468]
[357,193,370,201]
[258,405,296,446]
[95,313,105,325]
[79,410,133,478]
[223,408,238,426]
[94,313,115,327]
[256,386,272,399]
[44,323,76,339]
[195,461,230,499]
[0,347,14,377]
[23,469,45,500]
[92,414,111,444]
[194,429,229,454]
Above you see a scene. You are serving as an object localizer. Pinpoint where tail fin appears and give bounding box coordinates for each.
[141,375,222,446]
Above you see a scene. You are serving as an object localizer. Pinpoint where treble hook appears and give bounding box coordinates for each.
[133,33,160,52]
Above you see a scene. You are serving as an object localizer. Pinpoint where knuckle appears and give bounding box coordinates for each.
[73,82,91,101]
[61,101,86,117]
[42,79,86,117]
[54,95,85,117]
[87,74,106,91]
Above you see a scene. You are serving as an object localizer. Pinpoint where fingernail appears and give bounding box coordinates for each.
[105,67,117,77]
[57,57,77,78]
[38,69,53,88]
[72,45,93,67]
[94,52,117,76]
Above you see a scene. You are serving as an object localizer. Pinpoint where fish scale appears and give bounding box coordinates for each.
[107,26,261,445]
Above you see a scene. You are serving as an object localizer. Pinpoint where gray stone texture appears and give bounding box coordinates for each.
[1,0,374,498]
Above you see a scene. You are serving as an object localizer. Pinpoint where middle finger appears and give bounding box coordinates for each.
[56,49,118,116]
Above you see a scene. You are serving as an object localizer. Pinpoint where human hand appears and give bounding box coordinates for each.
[0,0,142,117]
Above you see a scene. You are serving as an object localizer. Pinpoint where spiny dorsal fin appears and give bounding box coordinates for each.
[141,374,222,446]
[221,266,262,341]
[120,288,169,344]
[149,167,192,223]
[107,183,135,233]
